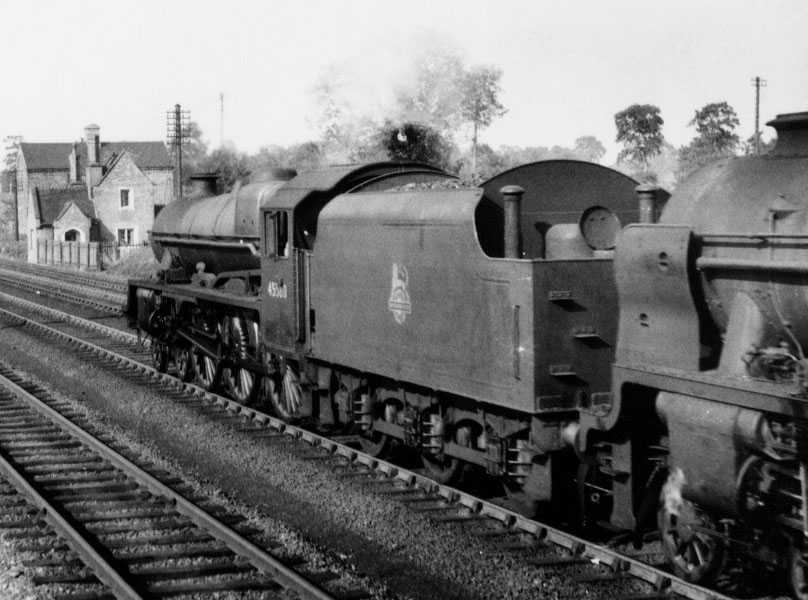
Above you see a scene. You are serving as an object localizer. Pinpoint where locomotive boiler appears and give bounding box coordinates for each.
[579,111,808,595]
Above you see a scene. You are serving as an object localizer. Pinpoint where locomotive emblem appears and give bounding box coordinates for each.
[267,280,287,299]
[388,263,411,324]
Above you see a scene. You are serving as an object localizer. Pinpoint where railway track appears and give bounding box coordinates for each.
[0,363,353,600]
[0,259,128,295]
[0,288,741,600]
[0,265,124,315]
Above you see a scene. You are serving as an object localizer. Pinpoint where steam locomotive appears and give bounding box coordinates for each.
[127,112,808,597]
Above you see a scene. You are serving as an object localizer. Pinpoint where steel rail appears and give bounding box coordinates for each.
[0,368,337,600]
[0,259,127,293]
[0,273,123,314]
[0,290,133,340]
[0,292,736,600]
[0,426,144,599]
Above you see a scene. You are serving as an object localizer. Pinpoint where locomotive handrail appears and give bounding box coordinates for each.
[699,232,808,239]
[696,257,808,273]
[151,235,260,256]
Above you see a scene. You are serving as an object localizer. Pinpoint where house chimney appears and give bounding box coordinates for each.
[84,124,100,163]
[84,124,102,189]
[70,143,80,183]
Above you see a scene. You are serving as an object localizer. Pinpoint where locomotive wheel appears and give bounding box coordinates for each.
[221,316,257,404]
[150,341,169,373]
[658,498,725,584]
[789,541,808,600]
[223,366,258,405]
[193,350,220,391]
[173,345,195,381]
[422,424,473,484]
[266,362,303,420]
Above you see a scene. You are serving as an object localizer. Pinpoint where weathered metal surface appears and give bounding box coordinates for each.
[308,187,618,413]
[657,392,762,513]
[482,160,644,258]
[152,162,452,279]
[501,185,524,258]
[310,189,538,411]
[151,171,293,275]
[614,224,700,371]
[260,162,453,353]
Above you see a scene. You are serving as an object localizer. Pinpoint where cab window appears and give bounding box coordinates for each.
[264,211,289,258]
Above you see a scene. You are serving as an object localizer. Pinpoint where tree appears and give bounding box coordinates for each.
[394,40,466,136]
[198,145,251,192]
[458,66,506,180]
[743,132,776,156]
[676,101,740,182]
[251,142,325,172]
[173,121,208,184]
[377,121,453,169]
[688,102,739,153]
[614,104,665,167]
[573,136,606,163]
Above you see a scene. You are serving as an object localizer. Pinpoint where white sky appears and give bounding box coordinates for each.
[2,0,807,163]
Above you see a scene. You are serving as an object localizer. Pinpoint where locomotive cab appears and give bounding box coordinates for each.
[258,162,456,358]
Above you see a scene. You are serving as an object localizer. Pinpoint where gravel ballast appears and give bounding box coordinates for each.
[0,315,631,600]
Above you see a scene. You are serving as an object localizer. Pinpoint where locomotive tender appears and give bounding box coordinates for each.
[127,113,808,596]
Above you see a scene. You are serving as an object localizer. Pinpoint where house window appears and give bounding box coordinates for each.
[64,230,79,242]
[117,228,134,245]
[120,188,133,209]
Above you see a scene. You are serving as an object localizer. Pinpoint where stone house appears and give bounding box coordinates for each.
[17,124,174,257]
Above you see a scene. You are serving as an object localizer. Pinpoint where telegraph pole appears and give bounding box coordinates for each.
[219,93,224,148]
[166,104,190,201]
[3,136,22,241]
[751,76,767,155]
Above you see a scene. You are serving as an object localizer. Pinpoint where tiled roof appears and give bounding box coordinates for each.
[78,141,172,169]
[21,140,172,171]
[36,186,95,225]
[19,143,73,171]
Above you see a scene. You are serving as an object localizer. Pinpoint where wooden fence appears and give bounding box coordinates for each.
[32,240,148,271]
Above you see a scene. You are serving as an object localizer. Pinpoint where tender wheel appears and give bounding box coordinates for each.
[193,349,220,391]
[173,345,195,381]
[266,360,303,420]
[150,341,169,372]
[223,365,258,405]
[422,423,473,484]
[789,541,808,600]
[658,497,725,584]
[356,394,394,458]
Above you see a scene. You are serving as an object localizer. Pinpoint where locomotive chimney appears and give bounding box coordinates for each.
[500,185,524,258]
[188,173,218,198]
[767,112,808,157]
[635,184,660,223]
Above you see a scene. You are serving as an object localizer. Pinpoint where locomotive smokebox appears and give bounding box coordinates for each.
[661,110,808,366]
[500,185,524,258]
